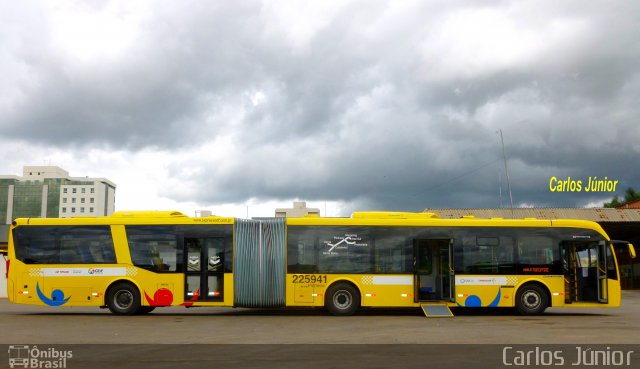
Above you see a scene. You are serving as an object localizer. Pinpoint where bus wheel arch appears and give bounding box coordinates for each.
[515,282,550,315]
[324,281,361,316]
[105,280,142,315]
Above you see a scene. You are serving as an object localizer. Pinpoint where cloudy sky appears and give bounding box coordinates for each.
[1,0,639,217]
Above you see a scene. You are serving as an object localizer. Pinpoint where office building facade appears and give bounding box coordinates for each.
[0,165,116,224]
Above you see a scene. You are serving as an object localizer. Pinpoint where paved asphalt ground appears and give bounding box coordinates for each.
[1,291,639,344]
[1,292,638,368]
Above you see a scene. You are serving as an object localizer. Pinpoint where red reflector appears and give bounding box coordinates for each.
[5,259,9,279]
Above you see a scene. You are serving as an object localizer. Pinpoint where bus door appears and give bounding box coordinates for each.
[414,239,454,302]
[561,241,608,303]
[185,237,225,302]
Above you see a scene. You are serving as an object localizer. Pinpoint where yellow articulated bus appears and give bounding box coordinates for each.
[5,211,636,316]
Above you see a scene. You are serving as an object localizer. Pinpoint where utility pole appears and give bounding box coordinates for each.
[497,129,514,216]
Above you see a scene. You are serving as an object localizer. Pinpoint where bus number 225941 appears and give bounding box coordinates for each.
[291,274,327,284]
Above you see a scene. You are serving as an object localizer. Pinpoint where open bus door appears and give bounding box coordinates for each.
[414,239,454,302]
[561,241,609,304]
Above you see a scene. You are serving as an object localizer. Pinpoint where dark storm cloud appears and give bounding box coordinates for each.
[2,1,270,148]
[3,1,640,210]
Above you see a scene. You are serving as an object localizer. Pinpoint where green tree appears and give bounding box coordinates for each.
[604,187,640,208]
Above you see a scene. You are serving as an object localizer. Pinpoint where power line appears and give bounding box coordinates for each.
[497,129,514,213]
[413,158,501,197]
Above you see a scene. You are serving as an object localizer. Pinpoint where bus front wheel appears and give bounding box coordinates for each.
[515,284,548,315]
[106,282,141,315]
[325,282,360,316]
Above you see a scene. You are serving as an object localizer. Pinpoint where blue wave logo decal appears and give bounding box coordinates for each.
[462,290,501,307]
[488,289,501,307]
[36,283,71,306]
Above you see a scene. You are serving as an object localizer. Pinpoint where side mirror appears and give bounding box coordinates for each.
[610,240,636,259]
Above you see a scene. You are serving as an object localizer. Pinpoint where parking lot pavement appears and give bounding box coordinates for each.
[1,291,639,345]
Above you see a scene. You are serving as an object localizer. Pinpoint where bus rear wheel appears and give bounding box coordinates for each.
[515,284,548,315]
[106,282,141,315]
[325,282,360,316]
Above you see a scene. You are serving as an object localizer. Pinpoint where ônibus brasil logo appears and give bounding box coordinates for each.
[7,345,72,368]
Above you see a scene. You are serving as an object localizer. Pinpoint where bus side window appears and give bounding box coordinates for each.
[374,236,407,273]
[518,236,554,265]
[455,236,514,274]
[126,227,179,273]
[14,226,115,264]
[287,228,318,274]
[101,241,116,263]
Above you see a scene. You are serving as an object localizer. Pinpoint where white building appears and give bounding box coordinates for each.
[275,201,320,218]
[0,165,117,221]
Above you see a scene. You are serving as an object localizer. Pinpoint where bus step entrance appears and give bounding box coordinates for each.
[420,304,454,318]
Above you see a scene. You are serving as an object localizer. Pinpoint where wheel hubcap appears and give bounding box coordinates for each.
[114,290,134,310]
[522,291,540,309]
[333,290,353,310]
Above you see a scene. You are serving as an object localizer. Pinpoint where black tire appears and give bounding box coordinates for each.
[136,306,156,314]
[106,282,141,315]
[515,284,548,315]
[325,282,360,316]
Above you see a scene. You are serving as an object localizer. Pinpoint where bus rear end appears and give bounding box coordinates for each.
[6,222,17,304]
[6,219,120,308]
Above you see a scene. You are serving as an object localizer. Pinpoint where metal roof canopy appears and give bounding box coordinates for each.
[0,224,8,243]
[422,208,640,222]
